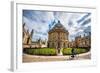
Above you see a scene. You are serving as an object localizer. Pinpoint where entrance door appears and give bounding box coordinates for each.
[57,42,60,53]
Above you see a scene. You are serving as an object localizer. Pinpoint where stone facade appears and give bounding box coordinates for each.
[23,21,91,49]
[23,23,47,48]
[23,23,33,45]
[48,21,69,50]
[75,34,91,48]
[48,21,91,49]
[68,41,76,48]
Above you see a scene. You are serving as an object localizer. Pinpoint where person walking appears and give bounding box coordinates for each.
[71,48,75,59]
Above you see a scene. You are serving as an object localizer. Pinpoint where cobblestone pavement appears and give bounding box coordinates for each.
[23,52,91,62]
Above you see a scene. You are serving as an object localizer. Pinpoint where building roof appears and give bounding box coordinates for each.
[49,20,68,33]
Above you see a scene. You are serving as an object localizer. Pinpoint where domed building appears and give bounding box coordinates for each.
[48,20,69,53]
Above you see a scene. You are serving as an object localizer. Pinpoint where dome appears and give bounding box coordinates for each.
[49,20,68,33]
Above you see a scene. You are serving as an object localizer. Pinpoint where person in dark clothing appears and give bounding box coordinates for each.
[71,48,75,58]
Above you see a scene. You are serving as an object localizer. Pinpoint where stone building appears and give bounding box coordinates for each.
[48,21,69,52]
[23,22,91,49]
[23,23,33,45]
[68,41,76,48]
[23,23,47,48]
[75,34,91,48]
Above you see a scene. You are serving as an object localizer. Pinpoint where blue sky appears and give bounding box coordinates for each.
[23,10,91,41]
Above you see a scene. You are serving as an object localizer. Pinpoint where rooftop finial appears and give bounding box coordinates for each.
[58,20,60,23]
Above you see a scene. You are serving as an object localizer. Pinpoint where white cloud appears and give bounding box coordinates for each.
[23,10,91,41]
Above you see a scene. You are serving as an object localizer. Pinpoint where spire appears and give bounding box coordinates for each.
[84,34,85,37]
[23,23,25,28]
[23,23,25,30]
[30,29,34,38]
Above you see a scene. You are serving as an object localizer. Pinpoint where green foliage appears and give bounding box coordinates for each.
[24,48,88,56]
[62,48,88,55]
[76,48,88,54]
[24,48,57,56]
[62,48,72,55]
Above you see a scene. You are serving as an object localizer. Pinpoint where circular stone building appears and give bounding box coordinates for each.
[48,21,69,53]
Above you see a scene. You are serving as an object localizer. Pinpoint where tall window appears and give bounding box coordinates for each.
[64,43,66,48]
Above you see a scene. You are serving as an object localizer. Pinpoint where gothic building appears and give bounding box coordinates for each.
[75,34,91,48]
[68,41,76,48]
[48,21,69,52]
[23,21,91,50]
[23,23,47,48]
[23,23,33,45]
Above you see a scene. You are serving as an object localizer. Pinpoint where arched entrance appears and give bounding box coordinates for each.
[57,42,60,54]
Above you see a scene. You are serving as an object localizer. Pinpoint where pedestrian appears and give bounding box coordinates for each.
[71,48,75,58]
